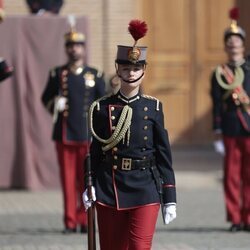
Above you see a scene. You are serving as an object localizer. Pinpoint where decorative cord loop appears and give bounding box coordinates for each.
[215,66,244,90]
[89,101,133,151]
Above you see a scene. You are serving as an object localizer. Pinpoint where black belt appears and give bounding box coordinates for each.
[103,156,155,171]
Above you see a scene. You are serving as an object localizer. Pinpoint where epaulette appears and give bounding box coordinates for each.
[141,94,160,111]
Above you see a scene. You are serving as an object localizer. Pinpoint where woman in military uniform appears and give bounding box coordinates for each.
[83,20,177,249]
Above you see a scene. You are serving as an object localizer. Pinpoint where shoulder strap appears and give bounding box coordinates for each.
[141,94,160,111]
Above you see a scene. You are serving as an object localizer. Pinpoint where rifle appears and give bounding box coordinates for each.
[150,166,165,224]
[84,112,96,250]
[85,153,96,250]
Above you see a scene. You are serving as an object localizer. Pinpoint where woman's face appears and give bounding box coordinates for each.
[117,64,145,88]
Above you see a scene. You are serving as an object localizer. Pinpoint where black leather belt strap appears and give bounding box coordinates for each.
[103,156,155,171]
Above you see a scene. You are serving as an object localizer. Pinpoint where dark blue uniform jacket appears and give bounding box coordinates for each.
[90,91,176,209]
[211,62,250,136]
[42,64,106,144]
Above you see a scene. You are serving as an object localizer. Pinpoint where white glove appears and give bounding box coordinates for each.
[55,96,67,112]
[82,186,96,211]
[163,203,176,225]
[213,139,225,155]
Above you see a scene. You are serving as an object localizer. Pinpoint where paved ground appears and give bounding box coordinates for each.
[0,147,250,250]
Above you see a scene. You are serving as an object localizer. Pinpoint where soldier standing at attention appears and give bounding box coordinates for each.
[0,0,14,82]
[211,7,250,232]
[41,18,106,234]
[83,20,177,249]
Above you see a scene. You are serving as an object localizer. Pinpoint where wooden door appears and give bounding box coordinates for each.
[140,0,235,145]
[237,0,250,53]
[140,0,193,145]
[193,0,235,144]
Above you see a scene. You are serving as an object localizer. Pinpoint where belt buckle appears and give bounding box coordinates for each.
[121,158,132,170]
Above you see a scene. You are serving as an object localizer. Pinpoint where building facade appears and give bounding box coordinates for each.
[4,0,249,145]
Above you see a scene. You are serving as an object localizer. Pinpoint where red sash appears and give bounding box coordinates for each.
[221,64,250,132]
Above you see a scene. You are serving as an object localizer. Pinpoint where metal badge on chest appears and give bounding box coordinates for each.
[84,72,95,88]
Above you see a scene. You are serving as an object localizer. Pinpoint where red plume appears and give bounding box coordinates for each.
[229,7,239,20]
[128,20,148,42]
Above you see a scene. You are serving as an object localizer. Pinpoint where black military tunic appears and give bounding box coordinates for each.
[0,59,13,82]
[90,91,176,209]
[211,61,250,136]
[42,64,106,144]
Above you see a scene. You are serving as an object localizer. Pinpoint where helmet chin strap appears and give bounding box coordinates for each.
[116,72,145,83]
[115,63,146,84]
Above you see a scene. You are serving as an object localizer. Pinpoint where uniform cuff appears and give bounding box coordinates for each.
[162,186,176,204]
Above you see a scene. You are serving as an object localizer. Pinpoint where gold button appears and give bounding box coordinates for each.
[144,107,148,111]
[63,90,68,95]
[63,111,69,117]
[144,125,148,130]
[114,155,118,160]
[144,116,148,120]
[110,106,115,111]
[62,83,68,89]
[144,136,148,140]
[63,77,68,82]
[65,104,69,110]
[113,147,118,152]
[111,116,116,120]
[113,165,117,170]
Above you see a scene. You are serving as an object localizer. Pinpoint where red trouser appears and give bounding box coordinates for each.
[223,136,250,224]
[56,142,88,229]
[96,203,160,250]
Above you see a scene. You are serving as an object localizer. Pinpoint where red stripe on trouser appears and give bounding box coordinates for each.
[96,203,160,250]
[223,136,250,224]
[56,142,87,228]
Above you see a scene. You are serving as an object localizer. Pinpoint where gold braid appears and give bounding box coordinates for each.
[89,101,133,151]
[215,66,244,90]
[102,107,132,151]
